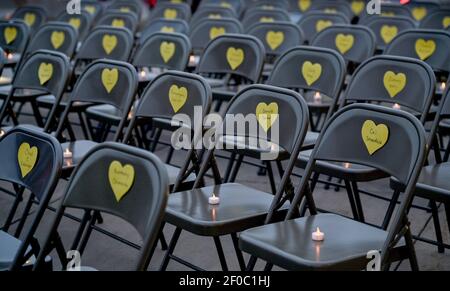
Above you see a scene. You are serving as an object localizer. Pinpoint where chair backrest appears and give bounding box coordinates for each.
[189,18,243,54]
[132,32,191,71]
[75,26,134,62]
[60,142,168,270]
[25,22,78,58]
[385,29,450,75]
[96,11,139,33]
[189,5,238,29]
[150,3,192,22]
[196,34,265,83]
[81,0,104,21]
[420,9,450,29]
[140,18,189,41]
[287,0,314,13]
[58,10,93,41]
[343,55,436,121]
[0,20,30,54]
[407,1,440,22]
[363,16,416,51]
[108,0,142,18]
[347,0,367,17]
[247,21,304,58]
[200,0,244,16]
[11,6,47,33]
[267,46,346,103]
[298,11,349,43]
[360,3,413,21]
[241,8,291,29]
[311,24,376,65]
[310,0,354,20]
[245,0,289,11]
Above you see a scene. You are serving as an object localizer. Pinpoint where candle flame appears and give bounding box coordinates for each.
[7,53,13,60]
[0,129,4,137]
[316,227,321,233]
[441,82,446,90]
[314,92,322,99]
[212,193,216,198]
[393,103,401,110]
[344,162,351,169]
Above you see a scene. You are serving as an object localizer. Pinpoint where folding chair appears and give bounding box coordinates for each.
[420,9,450,30]
[199,0,244,16]
[406,0,440,22]
[362,16,416,52]
[189,18,243,56]
[287,0,314,14]
[297,11,349,44]
[108,0,142,19]
[189,4,238,30]
[0,20,29,69]
[33,142,169,271]
[160,84,310,271]
[150,3,192,22]
[140,18,190,40]
[81,0,104,22]
[0,126,62,271]
[96,11,139,33]
[240,103,427,271]
[0,50,71,131]
[57,10,93,42]
[310,0,354,21]
[11,6,47,33]
[296,55,436,223]
[241,8,290,29]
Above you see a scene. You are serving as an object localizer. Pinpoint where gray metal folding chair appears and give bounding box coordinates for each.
[150,2,192,22]
[57,10,93,42]
[140,18,189,40]
[419,9,450,30]
[241,8,290,29]
[11,6,47,34]
[0,20,29,69]
[96,11,139,33]
[297,11,349,44]
[189,4,238,30]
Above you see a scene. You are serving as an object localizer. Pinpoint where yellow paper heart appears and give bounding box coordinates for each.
[443,17,450,29]
[164,8,178,19]
[361,120,389,155]
[50,31,65,49]
[226,47,244,70]
[209,14,222,19]
[101,68,119,93]
[112,18,125,27]
[256,102,279,132]
[298,0,311,12]
[380,25,398,44]
[324,8,337,14]
[335,34,354,54]
[220,2,231,8]
[415,39,436,61]
[120,6,130,13]
[108,161,135,202]
[302,61,322,86]
[38,63,53,85]
[24,13,36,27]
[169,85,188,113]
[161,26,175,33]
[17,143,38,178]
[351,1,365,15]
[102,34,117,55]
[84,5,96,15]
[171,0,182,3]
[266,31,284,51]
[412,7,427,21]
[209,27,226,40]
[381,12,395,17]
[383,71,407,98]
[160,41,176,63]
[260,17,274,23]
[68,17,81,29]
[4,27,17,45]
[316,20,332,33]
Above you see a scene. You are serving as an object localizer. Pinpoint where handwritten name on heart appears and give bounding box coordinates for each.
[335,34,354,54]
[51,31,65,49]
[102,34,118,55]
[380,25,398,44]
[209,27,226,40]
[316,20,332,33]
[415,39,436,61]
[38,63,53,85]
[302,61,322,86]
[102,68,119,93]
[108,161,135,202]
[226,47,244,70]
[266,31,284,51]
[383,71,407,98]
[160,41,176,63]
[169,85,188,113]
[4,27,17,44]
[256,102,279,132]
[361,120,389,155]
[298,0,311,12]
[164,8,178,19]
[17,143,38,178]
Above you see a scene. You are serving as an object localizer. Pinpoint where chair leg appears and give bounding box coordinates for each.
[30,100,44,127]
[159,227,182,271]
[344,180,360,221]
[223,152,237,183]
[324,175,332,190]
[231,233,246,271]
[382,190,401,230]
[77,112,90,139]
[404,226,419,271]
[13,193,34,237]
[150,128,162,152]
[229,154,243,183]
[2,186,24,232]
[158,222,168,250]
[430,200,445,253]
[246,256,257,271]
[266,161,277,194]
[264,263,273,271]
[310,172,320,192]
[213,236,229,271]
[351,181,365,223]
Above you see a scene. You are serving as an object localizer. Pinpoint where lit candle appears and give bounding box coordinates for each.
[63,148,72,159]
[7,53,13,60]
[344,162,351,169]
[392,103,401,110]
[208,193,220,205]
[0,129,4,137]
[441,82,446,92]
[140,69,147,78]
[313,92,322,103]
[312,227,324,241]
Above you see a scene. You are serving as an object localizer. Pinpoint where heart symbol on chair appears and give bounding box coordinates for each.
[161,26,175,33]
[256,102,279,132]
[380,25,398,44]
[68,17,81,30]
[169,85,188,113]
[226,47,244,70]
[4,27,17,44]
[266,31,285,51]
[361,120,389,155]
[84,5,96,15]
[164,8,178,19]
[443,17,450,29]
[160,41,176,63]
[351,1,365,15]
[315,20,332,33]
[51,31,65,49]
[260,17,274,23]
[412,7,427,21]
[102,34,117,55]
[415,39,436,61]
[108,161,135,202]
[102,68,119,93]
[209,27,226,40]
[111,18,125,28]
[38,63,53,85]
[24,13,36,27]
[383,71,406,98]
[298,0,311,12]
[17,143,38,178]
[302,61,322,86]
[335,34,354,54]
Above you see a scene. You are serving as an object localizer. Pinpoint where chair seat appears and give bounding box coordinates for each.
[303,131,318,149]
[165,183,288,236]
[296,150,387,181]
[36,94,91,110]
[212,85,249,102]
[1,124,44,135]
[0,85,47,100]
[85,104,124,125]
[439,119,450,131]
[219,135,288,160]
[0,230,34,271]
[205,78,226,88]
[239,213,403,270]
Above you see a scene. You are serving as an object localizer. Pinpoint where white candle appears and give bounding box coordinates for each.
[441,82,446,92]
[344,162,351,169]
[7,53,13,60]
[392,103,401,110]
[312,227,324,241]
[140,69,147,78]
[63,148,72,159]
[313,92,322,102]
[0,129,4,137]
[208,193,220,205]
